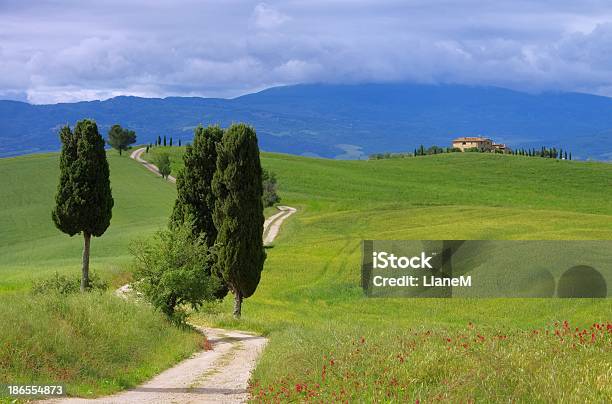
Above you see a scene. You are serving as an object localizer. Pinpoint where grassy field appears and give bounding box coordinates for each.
[0,292,204,398]
[1,146,611,401]
[0,150,176,292]
[148,146,612,402]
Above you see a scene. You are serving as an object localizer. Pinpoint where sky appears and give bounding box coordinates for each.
[3,0,612,104]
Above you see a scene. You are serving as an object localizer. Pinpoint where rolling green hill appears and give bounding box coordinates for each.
[148,146,612,401]
[0,152,176,292]
[1,148,611,401]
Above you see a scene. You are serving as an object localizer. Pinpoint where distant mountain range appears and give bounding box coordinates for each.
[2,83,612,160]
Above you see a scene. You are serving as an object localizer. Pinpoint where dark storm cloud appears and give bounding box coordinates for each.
[2,0,612,103]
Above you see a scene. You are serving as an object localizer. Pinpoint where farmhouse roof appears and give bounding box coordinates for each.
[452,136,491,142]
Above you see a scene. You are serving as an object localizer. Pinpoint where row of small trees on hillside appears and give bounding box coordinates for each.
[511,147,571,160]
[369,145,460,159]
[370,144,573,160]
[151,135,181,147]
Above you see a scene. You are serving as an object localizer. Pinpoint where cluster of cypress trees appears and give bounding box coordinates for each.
[52,120,265,317]
[171,124,265,318]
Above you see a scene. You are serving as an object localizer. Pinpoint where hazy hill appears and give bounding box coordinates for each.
[2,83,612,160]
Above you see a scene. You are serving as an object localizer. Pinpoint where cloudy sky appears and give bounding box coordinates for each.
[3,0,612,103]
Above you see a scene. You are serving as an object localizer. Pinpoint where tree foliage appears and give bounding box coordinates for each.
[171,125,223,246]
[130,224,220,323]
[52,119,113,291]
[170,125,228,299]
[212,123,266,317]
[156,153,172,179]
[262,168,281,207]
[107,124,136,155]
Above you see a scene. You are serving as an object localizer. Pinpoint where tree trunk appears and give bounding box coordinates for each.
[119,148,122,156]
[81,232,91,292]
[233,290,243,318]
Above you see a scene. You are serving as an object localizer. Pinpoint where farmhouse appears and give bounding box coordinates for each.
[452,136,510,153]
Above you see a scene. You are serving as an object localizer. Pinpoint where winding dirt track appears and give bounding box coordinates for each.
[45,148,295,404]
[130,147,177,183]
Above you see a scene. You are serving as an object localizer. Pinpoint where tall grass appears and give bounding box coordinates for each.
[0,292,203,398]
[250,321,611,402]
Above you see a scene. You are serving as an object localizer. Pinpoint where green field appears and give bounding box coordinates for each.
[1,147,611,401]
[0,151,176,292]
[149,146,612,402]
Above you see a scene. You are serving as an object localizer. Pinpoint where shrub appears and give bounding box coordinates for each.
[130,224,220,323]
[32,272,108,295]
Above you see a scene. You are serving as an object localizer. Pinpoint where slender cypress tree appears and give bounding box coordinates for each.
[52,119,113,292]
[171,125,227,298]
[179,138,182,147]
[163,135,167,146]
[171,125,223,246]
[157,135,161,146]
[170,137,173,147]
[212,124,265,318]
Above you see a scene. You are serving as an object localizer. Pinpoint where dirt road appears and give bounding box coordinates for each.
[263,206,296,245]
[45,328,267,404]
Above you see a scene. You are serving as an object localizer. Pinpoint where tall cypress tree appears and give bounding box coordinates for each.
[213,124,265,318]
[52,119,113,292]
[171,125,227,298]
[171,125,223,246]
